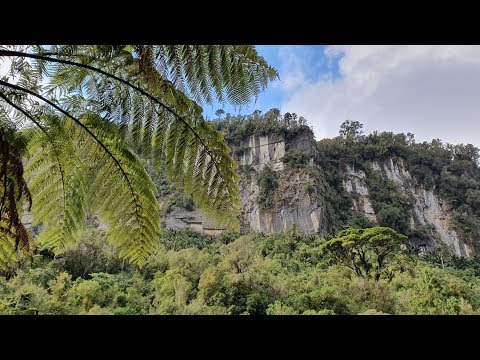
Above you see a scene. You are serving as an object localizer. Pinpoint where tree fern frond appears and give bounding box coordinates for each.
[1,54,242,230]
[75,115,161,266]
[0,126,32,270]
[0,45,277,267]
[25,123,84,252]
[25,115,161,266]
[0,229,19,270]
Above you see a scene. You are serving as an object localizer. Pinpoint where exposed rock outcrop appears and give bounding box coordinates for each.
[163,130,474,257]
[237,131,325,234]
[343,165,377,222]
[344,158,472,257]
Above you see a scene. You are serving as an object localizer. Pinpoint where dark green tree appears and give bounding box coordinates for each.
[339,120,363,140]
[257,166,278,211]
[320,226,407,281]
[215,109,225,119]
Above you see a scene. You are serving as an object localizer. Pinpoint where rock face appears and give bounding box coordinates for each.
[239,165,325,234]
[343,166,377,222]
[163,130,474,257]
[163,205,226,236]
[238,133,285,172]
[163,130,325,236]
[237,131,325,234]
[344,157,472,257]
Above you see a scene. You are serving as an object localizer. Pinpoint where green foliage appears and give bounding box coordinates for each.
[210,108,312,153]
[364,167,411,234]
[450,210,480,247]
[257,166,278,211]
[161,228,213,251]
[346,212,374,229]
[283,150,311,169]
[1,227,480,315]
[52,229,126,279]
[391,264,479,314]
[316,139,361,233]
[25,117,161,267]
[0,45,278,269]
[339,120,363,140]
[0,129,31,269]
[321,227,408,281]
[266,300,299,315]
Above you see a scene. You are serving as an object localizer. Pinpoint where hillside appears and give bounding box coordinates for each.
[2,110,480,315]
[163,110,480,258]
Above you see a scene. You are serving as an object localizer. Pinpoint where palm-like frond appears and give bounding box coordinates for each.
[0,45,277,268]
[7,46,247,228]
[24,115,161,266]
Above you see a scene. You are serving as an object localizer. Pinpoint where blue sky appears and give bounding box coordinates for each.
[203,45,338,120]
[204,45,480,148]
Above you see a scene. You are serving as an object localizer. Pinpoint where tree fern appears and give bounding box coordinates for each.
[0,45,278,269]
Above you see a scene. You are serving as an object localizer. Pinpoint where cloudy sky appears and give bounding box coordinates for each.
[3,46,479,147]
[205,45,480,148]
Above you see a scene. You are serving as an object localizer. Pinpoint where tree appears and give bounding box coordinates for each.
[339,120,363,140]
[283,112,292,128]
[215,109,225,119]
[0,45,278,269]
[406,132,415,145]
[257,166,278,211]
[320,227,407,281]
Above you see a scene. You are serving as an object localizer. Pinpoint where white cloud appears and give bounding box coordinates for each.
[275,46,307,91]
[281,45,480,147]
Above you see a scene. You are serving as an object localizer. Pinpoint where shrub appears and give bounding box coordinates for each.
[257,166,278,211]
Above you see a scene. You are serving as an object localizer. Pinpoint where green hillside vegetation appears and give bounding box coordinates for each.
[1,225,480,315]
[2,105,480,315]
[211,112,480,249]
[210,109,312,155]
[317,120,480,248]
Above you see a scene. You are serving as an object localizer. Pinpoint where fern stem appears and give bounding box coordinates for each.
[0,133,8,218]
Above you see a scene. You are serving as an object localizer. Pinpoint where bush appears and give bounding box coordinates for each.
[54,229,126,279]
[161,228,214,251]
[283,150,311,169]
[257,166,278,211]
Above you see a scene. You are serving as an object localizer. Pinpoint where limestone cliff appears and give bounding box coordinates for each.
[164,129,476,257]
[236,131,324,234]
[344,158,473,256]
[164,129,325,235]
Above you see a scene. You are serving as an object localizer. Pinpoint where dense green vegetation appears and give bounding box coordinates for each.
[210,109,312,155]
[317,121,480,247]
[2,226,480,315]
[257,166,278,211]
[321,227,407,281]
[364,165,412,234]
[283,150,312,169]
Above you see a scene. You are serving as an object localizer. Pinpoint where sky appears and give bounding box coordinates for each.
[3,46,480,147]
[204,45,480,148]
